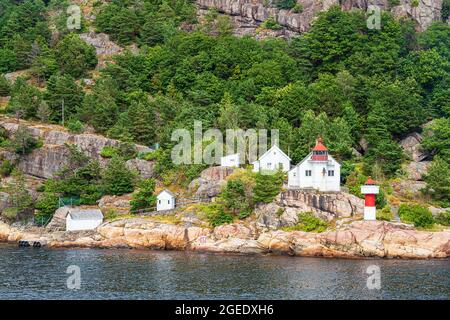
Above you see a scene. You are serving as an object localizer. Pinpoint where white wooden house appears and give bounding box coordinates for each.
[157,189,176,211]
[252,145,291,173]
[220,153,240,167]
[288,138,341,192]
[66,208,104,231]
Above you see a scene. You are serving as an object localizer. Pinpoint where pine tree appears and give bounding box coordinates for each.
[217,92,240,129]
[253,171,284,204]
[130,178,157,211]
[102,156,136,196]
[364,103,403,177]
[423,156,450,205]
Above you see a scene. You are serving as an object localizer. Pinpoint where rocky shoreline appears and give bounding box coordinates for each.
[1,219,449,259]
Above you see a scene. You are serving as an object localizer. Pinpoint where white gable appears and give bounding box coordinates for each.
[259,145,291,162]
[157,190,175,200]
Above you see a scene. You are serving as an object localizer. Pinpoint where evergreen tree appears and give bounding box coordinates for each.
[44,74,84,123]
[130,178,157,211]
[423,156,450,205]
[54,33,97,78]
[421,117,450,162]
[217,92,240,129]
[7,77,42,119]
[220,179,251,215]
[253,171,284,204]
[364,103,403,177]
[102,156,136,196]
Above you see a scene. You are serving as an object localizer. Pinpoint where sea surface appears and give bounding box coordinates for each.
[0,244,448,299]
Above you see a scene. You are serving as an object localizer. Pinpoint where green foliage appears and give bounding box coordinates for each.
[201,203,233,227]
[9,125,41,155]
[398,204,434,228]
[411,0,419,7]
[0,159,14,177]
[130,178,157,211]
[44,73,84,122]
[292,4,303,13]
[34,192,59,222]
[435,211,450,226]
[7,77,42,119]
[423,156,450,206]
[274,0,297,10]
[2,169,34,220]
[66,119,85,133]
[220,178,252,217]
[42,145,104,204]
[377,206,393,221]
[421,118,450,161]
[388,0,400,6]
[260,16,283,30]
[283,212,328,232]
[100,146,118,158]
[101,155,136,196]
[253,171,284,204]
[0,74,11,96]
[54,33,97,78]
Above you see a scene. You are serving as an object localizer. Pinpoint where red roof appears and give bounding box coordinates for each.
[365,176,376,185]
[312,137,328,152]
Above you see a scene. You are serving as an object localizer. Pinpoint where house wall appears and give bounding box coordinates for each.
[66,217,103,231]
[289,158,340,192]
[157,192,175,211]
[220,154,240,167]
[257,151,290,172]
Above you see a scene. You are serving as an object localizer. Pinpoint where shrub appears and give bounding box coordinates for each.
[411,0,419,7]
[388,0,400,6]
[104,209,118,220]
[292,3,303,13]
[377,206,393,221]
[35,192,59,222]
[435,211,450,226]
[2,207,19,220]
[284,212,328,233]
[66,120,85,133]
[10,126,41,155]
[118,142,137,160]
[253,171,284,204]
[101,155,136,195]
[100,146,118,158]
[398,204,434,228]
[0,160,14,177]
[275,0,297,10]
[200,204,233,227]
[130,178,156,211]
[261,16,283,30]
[220,178,252,215]
[0,74,11,96]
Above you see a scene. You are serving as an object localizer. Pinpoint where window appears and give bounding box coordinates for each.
[279,163,283,170]
[168,200,170,204]
[293,172,296,177]
[158,200,161,204]
[305,170,312,176]
[267,162,272,167]
[328,170,334,177]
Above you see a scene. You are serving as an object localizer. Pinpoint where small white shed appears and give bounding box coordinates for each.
[66,209,104,231]
[157,189,176,211]
[220,153,240,167]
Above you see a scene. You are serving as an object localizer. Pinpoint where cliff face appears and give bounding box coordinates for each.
[0,117,154,179]
[196,0,443,38]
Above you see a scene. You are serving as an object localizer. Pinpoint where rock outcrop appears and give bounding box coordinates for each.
[278,189,365,220]
[188,166,235,198]
[196,0,444,38]
[1,219,449,259]
[0,117,154,179]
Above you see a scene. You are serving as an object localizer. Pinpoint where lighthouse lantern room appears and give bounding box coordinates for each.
[360,177,379,220]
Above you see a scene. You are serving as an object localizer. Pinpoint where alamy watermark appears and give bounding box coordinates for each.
[171,121,279,166]
[66,5,81,30]
[66,265,81,290]
[366,265,381,290]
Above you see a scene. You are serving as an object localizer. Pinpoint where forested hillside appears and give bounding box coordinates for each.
[0,0,448,207]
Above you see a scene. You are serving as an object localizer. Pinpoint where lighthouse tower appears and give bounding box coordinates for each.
[360,177,379,220]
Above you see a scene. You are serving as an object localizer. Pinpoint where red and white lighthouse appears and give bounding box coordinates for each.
[360,177,379,220]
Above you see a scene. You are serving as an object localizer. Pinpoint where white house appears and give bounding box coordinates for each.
[220,153,240,167]
[157,189,176,211]
[288,138,341,192]
[66,208,104,231]
[252,145,291,173]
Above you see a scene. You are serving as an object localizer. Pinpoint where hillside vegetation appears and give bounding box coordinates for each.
[0,0,449,211]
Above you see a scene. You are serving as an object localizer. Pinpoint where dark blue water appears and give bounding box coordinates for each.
[0,244,448,299]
